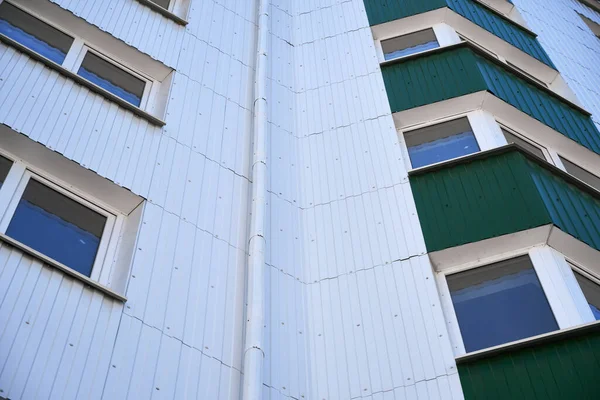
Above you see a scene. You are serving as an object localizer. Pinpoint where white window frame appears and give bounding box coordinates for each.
[71,45,155,110]
[399,112,492,172]
[498,123,553,161]
[436,241,599,357]
[0,154,124,284]
[0,1,159,112]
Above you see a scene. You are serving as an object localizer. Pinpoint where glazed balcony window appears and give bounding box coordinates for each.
[381,29,439,61]
[560,156,600,192]
[573,269,600,320]
[447,255,558,352]
[0,155,11,187]
[404,118,480,169]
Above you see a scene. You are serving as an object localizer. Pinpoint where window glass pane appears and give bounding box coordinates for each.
[573,270,600,320]
[560,156,600,191]
[382,29,439,60]
[77,52,146,107]
[6,179,107,277]
[501,128,545,159]
[448,256,558,353]
[0,155,12,187]
[405,118,480,168]
[0,2,73,64]
[149,0,171,9]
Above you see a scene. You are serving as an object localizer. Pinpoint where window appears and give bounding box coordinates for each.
[501,128,546,159]
[5,179,108,277]
[404,118,480,168]
[573,270,600,320]
[0,155,11,187]
[447,256,558,352]
[77,51,147,107]
[559,156,600,191]
[149,0,171,9]
[0,1,73,64]
[381,29,439,61]
[0,1,171,121]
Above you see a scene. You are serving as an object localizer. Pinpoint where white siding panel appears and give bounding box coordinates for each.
[0,242,122,400]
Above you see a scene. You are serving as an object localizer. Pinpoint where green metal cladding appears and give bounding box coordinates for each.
[363,0,554,67]
[409,147,600,252]
[382,45,600,154]
[459,326,600,399]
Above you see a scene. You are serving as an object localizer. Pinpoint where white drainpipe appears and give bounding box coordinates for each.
[242,0,269,398]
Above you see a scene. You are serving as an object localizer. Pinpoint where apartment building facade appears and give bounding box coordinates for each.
[0,0,599,399]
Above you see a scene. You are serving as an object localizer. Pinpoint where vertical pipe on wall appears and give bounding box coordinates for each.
[242,0,269,398]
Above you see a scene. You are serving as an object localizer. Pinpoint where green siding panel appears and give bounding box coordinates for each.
[476,58,600,152]
[382,46,600,154]
[459,328,600,400]
[528,160,600,251]
[410,151,551,252]
[364,0,554,67]
[410,148,600,252]
[363,0,446,26]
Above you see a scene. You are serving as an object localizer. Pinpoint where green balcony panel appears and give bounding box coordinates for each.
[364,0,554,67]
[458,324,600,400]
[409,147,600,252]
[382,46,600,154]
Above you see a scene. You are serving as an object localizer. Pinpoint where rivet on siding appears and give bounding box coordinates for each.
[25,321,30,325]
[69,343,73,347]
[156,387,160,391]
[112,365,116,368]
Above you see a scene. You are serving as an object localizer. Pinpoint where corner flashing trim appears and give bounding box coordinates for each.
[0,33,166,127]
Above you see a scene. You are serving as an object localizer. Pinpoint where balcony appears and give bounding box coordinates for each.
[409,145,600,252]
[363,0,554,66]
[382,44,600,155]
[458,321,600,399]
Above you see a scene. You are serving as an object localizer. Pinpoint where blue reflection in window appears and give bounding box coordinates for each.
[450,268,558,353]
[6,181,106,277]
[590,304,600,320]
[0,20,67,64]
[78,66,142,106]
[384,40,439,60]
[408,131,480,168]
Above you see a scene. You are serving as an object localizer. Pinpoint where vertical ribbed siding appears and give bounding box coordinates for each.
[528,160,600,252]
[475,56,600,154]
[409,151,551,252]
[362,0,447,26]
[363,0,554,67]
[381,47,486,112]
[0,242,122,400]
[410,148,600,253]
[459,328,600,400]
[381,46,600,155]
[446,0,555,67]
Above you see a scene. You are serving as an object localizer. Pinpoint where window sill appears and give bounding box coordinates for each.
[0,232,127,302]
[135,0,188,26]
[456,319,600,363]
[0,33,166,127]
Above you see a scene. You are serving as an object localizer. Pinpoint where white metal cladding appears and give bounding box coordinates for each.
[0,242,122,400]
[8,0,600,398]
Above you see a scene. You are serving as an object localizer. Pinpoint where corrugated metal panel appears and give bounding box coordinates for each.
[0,241,122,400]
[382,47,485,112]
[410,148,600,253]
[458,327,600,399]
[382,46,600,154]
[409,150,551,252]
[363,0,447,26]
[528,159,600,252]
[363,0,553,66]
[447,0,555,67]
[475,55,600,153]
